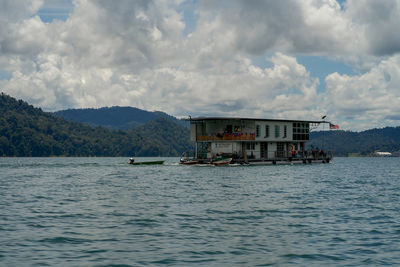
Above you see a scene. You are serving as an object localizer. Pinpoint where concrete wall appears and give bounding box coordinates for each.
[211,142,233,155]
[207,140,305,159]
[190,124,196,142]
[191,119,308,159]
[254,121,293,142]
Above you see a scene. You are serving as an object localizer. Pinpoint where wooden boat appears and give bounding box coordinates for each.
[179,152,199,165]
[179,156,232,166]
[128,160,164,165]
[128,158,164,165]
[212,157,232,166]
[180,159,199,165]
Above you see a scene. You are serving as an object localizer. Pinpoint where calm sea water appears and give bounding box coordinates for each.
[1,157,400,266]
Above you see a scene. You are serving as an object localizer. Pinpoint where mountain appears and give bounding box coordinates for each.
[54,106,188,130]
[2,93,399,157]
[132,117,192,156]
[308,127,400,156]
[0,93,192,157]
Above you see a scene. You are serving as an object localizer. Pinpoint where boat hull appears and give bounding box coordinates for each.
[129,160,165,165]
[178,156,332,166]
[212,158,232,166]
[180,160,199,165]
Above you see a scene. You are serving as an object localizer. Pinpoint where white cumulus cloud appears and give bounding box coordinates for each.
[1,0,400,130]
[325,54,400,130]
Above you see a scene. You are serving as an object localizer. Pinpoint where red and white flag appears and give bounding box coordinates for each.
[329,123,339,129]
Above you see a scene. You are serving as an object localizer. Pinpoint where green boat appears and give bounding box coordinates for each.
[128,158,164,165]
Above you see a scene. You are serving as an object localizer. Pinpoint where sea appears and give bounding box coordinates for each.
[1,157,400,266]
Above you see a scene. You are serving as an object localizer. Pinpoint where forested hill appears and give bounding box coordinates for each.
[2,93,400,157]
[54,106,187,130]
[0,93,192,157]
[308,127,400,156]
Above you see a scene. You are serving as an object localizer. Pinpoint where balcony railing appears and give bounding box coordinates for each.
[197,133,255,141]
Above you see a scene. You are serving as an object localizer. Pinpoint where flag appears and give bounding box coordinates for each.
[329,123,339,129]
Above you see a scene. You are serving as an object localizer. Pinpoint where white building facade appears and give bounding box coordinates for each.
[189,117,321,161]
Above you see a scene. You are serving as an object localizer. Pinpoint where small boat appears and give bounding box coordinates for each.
[128,158,164,165]
[179,156,199,165]
[180,159,199,165]
[212,157,232,166]
[179,155,232,166]
[179,152,199,165]
[129,160,164,165]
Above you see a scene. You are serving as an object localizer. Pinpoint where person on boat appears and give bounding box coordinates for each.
[129,158,135,164]
[297,150,302,158]
[312,149,317,159]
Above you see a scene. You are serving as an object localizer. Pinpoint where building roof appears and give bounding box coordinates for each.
[183,116,329,124]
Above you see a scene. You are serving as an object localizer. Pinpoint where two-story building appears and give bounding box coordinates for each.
[185,117,331,164]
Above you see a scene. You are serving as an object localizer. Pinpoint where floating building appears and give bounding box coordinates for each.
[182,117,333,165]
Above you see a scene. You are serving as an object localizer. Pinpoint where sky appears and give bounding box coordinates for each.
[1,0,400,131]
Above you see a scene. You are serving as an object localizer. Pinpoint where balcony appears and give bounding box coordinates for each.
[197,133,255,141]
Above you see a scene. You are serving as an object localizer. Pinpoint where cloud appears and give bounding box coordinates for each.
[1,0,400,131]
[325,54,400,129]
[195,0,364,56]
[0,0,43,22]
[0,0,45,63]
[195,0,400,58]
[345,0,400,56]
[2,0,187,109]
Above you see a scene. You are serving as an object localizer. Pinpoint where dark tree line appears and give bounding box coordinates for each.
[2,93,399,157]
[308,128,400,156]
[0,93,193,157]
[54,106,188,130]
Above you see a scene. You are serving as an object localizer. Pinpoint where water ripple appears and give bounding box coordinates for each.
[1,157,400,266]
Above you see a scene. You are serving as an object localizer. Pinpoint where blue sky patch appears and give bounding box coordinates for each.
[38,0,74,22]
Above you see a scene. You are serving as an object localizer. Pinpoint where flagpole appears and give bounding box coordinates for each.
[321,115,326,151]
[323,121,325,150]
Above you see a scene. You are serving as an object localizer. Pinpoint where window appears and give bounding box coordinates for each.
[292,122,310,140]
[265,125,270,138]
[256,125,260,137]
[275,125,280,138]
[283,125,287,138]
[277,142,285,157]
[246,142,255,150]
[277,142,284,151]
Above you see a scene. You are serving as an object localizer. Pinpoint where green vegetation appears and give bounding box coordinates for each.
[348,153,362,157]
[308,128,400,156]
[54,106,188,130]
[2,93,400,157]
[0,93,192,157]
